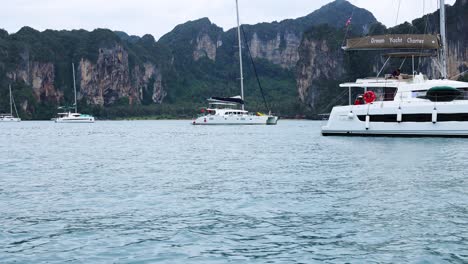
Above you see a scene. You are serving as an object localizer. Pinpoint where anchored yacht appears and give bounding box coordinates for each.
[55,63,95,123]
[193,96,278,125]
[55,111,95,123]
[0,84,21,122]
[322,0,468,137]
[192,0,278,126]
[322,73,468,136]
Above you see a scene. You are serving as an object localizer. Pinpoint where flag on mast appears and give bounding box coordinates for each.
[345,17,352,27]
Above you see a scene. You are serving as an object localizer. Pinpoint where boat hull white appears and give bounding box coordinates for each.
[193,114,274,125]
[322,101,468,137]
[266,116,279,125]
[0,117,21,122]
[55,117,95,123]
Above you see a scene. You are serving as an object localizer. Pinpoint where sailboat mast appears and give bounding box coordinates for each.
[72,63,77,113]
[9,84,13,116]
[439,0,447,79]
[235,0,245,110]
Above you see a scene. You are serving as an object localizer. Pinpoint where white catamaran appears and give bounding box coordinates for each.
[192,0,278,125]
[322,0,468,137]
[55,63,95,123]
[0,84,21,122]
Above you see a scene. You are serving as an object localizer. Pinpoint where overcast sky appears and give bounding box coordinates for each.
[1,0,456,40]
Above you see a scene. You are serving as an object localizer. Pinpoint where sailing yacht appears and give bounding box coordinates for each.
[192,0,278,125]
[55,63,95,123]
[0,84,21,122]
[321,0,468,137]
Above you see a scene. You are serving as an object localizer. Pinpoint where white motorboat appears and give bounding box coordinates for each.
[55,63,95,123]
[0,84,21,122]
[192,0,278,126]
[322,0,468,137]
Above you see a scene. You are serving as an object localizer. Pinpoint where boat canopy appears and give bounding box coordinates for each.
[343,34,440,51]
[382,52,436,58]
[208,96,244,105]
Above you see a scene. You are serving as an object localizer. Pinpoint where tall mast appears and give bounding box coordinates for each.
[72,63,78,113]
[9,84,13,116]
[439,0,447,79]
[236,0,245,110]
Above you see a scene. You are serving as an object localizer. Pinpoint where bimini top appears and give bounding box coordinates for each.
[343,34,440,51]
[382,52,436,58]
[208,96,244,105]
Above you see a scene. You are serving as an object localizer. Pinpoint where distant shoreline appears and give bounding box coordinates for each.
[15,117,317,122]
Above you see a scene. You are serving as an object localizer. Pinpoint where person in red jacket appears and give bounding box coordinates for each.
[354,95,364,105]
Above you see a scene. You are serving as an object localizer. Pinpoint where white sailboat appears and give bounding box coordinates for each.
[321,0,468,137]
[0,84,21,122]
[55,63,95,123]
[192,0,278,125]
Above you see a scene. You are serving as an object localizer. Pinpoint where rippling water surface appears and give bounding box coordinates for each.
[1,120,467,263]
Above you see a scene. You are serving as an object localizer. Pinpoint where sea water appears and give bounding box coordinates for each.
[1,120,467,263]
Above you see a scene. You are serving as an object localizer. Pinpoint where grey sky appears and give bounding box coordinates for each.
[1,0,456,40]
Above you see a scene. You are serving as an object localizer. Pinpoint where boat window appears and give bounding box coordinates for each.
[382,87,397,101]
[358,113,468,122]
[457,88,468,100]
[412,90,427,98]
[438,113,468,121]
[357,115,397,122]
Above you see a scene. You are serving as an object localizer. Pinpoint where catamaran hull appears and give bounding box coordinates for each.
[55,118,95,123]
[0,118,20,122]
[266,116,279,125]
[193,115,275,125]
[322,102,468,137]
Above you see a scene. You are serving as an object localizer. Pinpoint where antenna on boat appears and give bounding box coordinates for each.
[235,0,245,110]
[72,63,78,113]
[439,0,447,79]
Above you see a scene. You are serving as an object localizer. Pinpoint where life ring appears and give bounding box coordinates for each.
[363,91,376,104]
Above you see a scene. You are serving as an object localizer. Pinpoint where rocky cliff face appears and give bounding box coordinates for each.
[248,32,301,69]
[78,46,167,106]
[437,0,467,78]
[239,0,376,69]
[296,26,346,113]
[7,50,63,104]
[135,62,166,104]
[193,33,219,61]
[415,0,468,78]
[79,45,139,106]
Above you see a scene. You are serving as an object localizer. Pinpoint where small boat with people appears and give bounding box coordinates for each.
[321,0,468,137]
